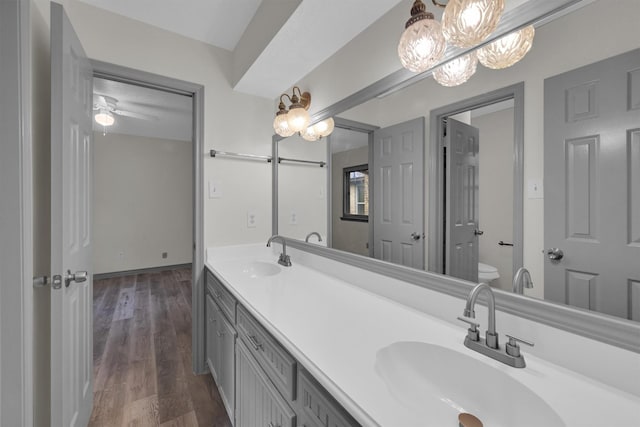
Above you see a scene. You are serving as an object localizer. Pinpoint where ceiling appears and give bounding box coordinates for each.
[76,0,404,99]
[92,78,192,141]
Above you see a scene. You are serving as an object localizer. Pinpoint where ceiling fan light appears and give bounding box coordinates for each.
[286,104,310,133]
[94,110,115,127]
[314,117,335,137]
[398,0,446,73]
[478,25,535,69]
[442,0,505,48]
[433,51,478,87]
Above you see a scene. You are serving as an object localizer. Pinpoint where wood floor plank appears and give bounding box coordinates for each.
[90,266,231,427]
[122,395,160,427]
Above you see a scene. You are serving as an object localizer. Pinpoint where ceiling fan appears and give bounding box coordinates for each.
[93,94,158,126]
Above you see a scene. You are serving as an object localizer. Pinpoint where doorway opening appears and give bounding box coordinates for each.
[429,83,524,291]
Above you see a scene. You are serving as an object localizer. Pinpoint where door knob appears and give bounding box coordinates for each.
[410,232,422,241]
[474,229,484,236]
[64,270,88,287]
[546,248,564,261]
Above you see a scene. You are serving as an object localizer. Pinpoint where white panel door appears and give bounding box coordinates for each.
[50,3,94,426]
[544,48,640,319]
[446,118,480,283]
[372,117,425,269]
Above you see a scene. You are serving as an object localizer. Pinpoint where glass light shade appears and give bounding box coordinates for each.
[94,110,115,126]
[273,112,295,137]
[442,0,505,48]
[398,18,446,73]
[477,25,535,69]
[301,126,320,142]
[433,52,478,87]
[314,117,335,137]
[286,106,310,133]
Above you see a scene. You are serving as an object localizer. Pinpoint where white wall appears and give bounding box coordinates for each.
[473,108,514,291]
[331,147,370,256]
[93,132,192,274]
[278,135,328,241]
[302,0,639,299]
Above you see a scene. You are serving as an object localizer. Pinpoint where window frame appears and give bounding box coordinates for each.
[342,164,369,222]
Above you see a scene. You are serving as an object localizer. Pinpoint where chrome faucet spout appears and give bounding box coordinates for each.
[513,267,534,294]
[266,235,292,267]
[464,283,497,346]
[305,231,323,243]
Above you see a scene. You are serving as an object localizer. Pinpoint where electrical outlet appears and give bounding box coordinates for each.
[247,211,257,228]
[162,252,168,259]
[289,211,298,225]
[118,251,124,259]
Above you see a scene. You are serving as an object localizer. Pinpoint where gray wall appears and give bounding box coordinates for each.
[93,132,192,274]
[331,146,369,256]
[473,107,514,291]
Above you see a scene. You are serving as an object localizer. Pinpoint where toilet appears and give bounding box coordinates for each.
[478,262,500,284]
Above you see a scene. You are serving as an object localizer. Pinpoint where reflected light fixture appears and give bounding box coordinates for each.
[94,109,115,127]
[301,117,335,142]
[441,0,505,48]
[433,51,478,86]
[477,25,535,69]
[301,126,320,142]
[398,0,446,73]
[274,86,311,137]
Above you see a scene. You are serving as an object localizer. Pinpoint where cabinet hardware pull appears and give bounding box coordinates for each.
[248,334,263,351]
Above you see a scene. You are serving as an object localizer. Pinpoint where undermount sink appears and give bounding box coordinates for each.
[240,261,281,278]
[375,341,564,427]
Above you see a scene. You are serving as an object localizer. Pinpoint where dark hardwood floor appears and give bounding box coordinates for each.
[90,267,232,427]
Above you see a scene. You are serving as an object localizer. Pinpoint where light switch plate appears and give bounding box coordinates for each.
[247,211,257,228]
[527,179,544,199]
[208,180,222,199]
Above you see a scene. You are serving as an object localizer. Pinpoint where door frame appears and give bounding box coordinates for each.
[90,60,207,373]
[0,0,33,425]
[428,82,524,278]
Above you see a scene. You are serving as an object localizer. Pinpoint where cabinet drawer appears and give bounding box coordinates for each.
[206,270,236,322]
[237,305,296,401]
[297,367,360,427]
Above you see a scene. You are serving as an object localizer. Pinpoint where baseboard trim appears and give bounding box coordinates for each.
[94,263,193,280]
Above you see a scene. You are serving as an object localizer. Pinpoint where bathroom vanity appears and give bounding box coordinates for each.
[205,243,640,427]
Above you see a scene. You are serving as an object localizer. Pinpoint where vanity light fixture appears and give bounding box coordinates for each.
[441,0,505,48]
[94,108,115,127]
[433,51,478,86]
[273,86,311,137]
[397,0,446,73]
[477,25,535,69]
[301,117,335,142]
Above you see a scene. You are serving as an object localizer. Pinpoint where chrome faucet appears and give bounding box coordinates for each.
[512,267,534,294]
[266,235,292,267]
[457,282,534,368]
[305,231,323,243]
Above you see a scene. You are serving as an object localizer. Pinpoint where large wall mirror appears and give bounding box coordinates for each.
[273,0,640,349]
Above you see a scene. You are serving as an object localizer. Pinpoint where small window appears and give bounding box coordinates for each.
[342,165,369,222]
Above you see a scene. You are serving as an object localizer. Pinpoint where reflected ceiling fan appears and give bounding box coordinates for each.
[93,94,158,127]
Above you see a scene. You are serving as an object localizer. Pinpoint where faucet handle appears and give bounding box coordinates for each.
[457,317,480,341]
[505,334,534,357]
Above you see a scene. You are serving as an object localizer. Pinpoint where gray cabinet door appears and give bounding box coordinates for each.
[544,48,640,319]
[446,118,480,283]
[219,312,236,422]
[236,340,296,427]
[206,294,220,380]
[372,117,425,269]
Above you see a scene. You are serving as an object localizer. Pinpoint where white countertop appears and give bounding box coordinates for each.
[206,244,640,427]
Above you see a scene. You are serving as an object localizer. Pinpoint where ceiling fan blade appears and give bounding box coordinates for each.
[113,109,158,121]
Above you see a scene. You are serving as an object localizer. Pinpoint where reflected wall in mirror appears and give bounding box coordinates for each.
[276,134,328,243]
[274,0,640,322]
